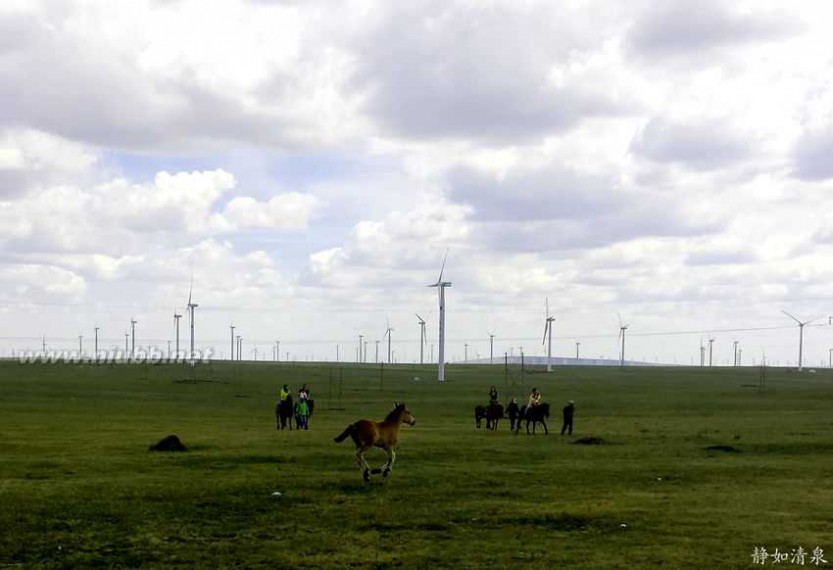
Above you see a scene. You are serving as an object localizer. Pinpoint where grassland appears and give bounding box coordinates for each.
[1,359,832,569]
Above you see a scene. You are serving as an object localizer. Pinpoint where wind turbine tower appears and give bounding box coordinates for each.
[384,321,394,364]
[488,331,495,364]
[130,317,137,358]
[782,310,816,371]
[428,252,451,382]
[708,338,715,367]
[94,326,99,360]
[187,282,198,365]
[618,315,629,367]
[543,298,555,372]
[416,314,427,364]
[174,311,182,361]
[230,324,235,361]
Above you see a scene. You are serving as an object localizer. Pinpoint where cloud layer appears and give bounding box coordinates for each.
[3,0,833,366]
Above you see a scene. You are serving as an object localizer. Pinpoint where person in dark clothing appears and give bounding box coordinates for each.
[561,400,575,435]
[488,385,499,408]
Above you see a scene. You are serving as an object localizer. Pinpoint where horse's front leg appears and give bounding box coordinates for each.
[382,448,396,477]
[542,420,548,435]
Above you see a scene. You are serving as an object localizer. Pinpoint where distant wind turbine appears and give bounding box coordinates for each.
[708,337,715,367]
[174,310,182,361]
[130,317,137,358]
[542,298,555,372]
[428,251,451,382]
[618,314,629,367]
[488,331,495,364]
[782,310,817,371]
[186,279,198,365]
[416,314,427,364]
[384,319,394,364]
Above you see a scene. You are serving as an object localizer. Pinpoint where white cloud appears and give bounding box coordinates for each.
[4,0,833,366]
[223,192,321,229]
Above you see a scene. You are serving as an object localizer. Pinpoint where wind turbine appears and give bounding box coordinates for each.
[708,337,715,366]
[416,314,427,364]
[488,331,495,364]
[186,280,198,365]
[428,251,451,382]
[230,324,235,361]
[618,314,629,367]
[130,317,137,358]
[173,310,182,361]
[782,310,817,371]
[542,298,555,372]
[384,320,395,364]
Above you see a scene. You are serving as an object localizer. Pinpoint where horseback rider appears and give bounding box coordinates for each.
[527,387,542,409]
[278,384,290,415]
[298,383,310,401]
[488,385,499,409]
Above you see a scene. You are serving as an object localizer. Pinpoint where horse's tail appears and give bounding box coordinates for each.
[334,423,354,443]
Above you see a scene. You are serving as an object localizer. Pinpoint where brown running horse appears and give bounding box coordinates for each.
[333,403,416,483]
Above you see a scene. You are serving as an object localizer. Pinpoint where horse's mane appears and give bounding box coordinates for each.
[384,403,406,422]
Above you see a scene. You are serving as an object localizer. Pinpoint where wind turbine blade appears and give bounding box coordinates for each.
[437,249,448,283]
[617,312,623,328]
[415,313,424,323]
[542,322,549,346]
[781,310,800,324]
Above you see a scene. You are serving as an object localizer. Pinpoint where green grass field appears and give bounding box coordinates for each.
[1,360,832,569]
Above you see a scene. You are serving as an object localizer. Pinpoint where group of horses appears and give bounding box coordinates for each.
[330,399,548,485]
[270,389,549,484]
[274,394,315,430]
[475,401,551,434]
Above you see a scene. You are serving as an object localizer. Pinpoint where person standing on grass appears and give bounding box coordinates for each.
[561,400,575,435]
[296,397,310,430]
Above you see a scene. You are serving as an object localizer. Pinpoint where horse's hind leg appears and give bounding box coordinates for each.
[355,447,372,482]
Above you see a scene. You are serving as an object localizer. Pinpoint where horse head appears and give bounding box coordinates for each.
[387,402,416,426]
[401,404,416,426]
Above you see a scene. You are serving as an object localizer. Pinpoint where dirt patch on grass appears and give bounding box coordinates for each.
[705,445,741,453]
[509,513,623,534]
[573,436,604,445]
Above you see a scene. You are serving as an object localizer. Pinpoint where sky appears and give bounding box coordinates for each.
[3,0,833,368]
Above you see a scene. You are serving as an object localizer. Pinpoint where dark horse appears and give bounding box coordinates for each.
[275,394,294,430]
[506,400,521,431]
[515,403,550,435]
[334,403,416,483]
[474,403,504,430]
